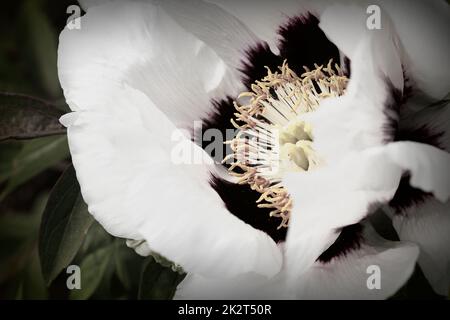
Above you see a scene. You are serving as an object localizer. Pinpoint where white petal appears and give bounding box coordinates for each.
[126,239,152,256]
[175,271,290,300]
[284,149,398,277]
[393,200,450,296]
[377,0,450,100]
[78,0,109,10]
[176,225,420,300]
[284,141,450,276]
[319,0,450,99]
[160,0,258,80]
[401,100,450,152]
[59,1,238,130]
[385,142,450,203]
[62,83,282,278]
[303,21,402,164]
[291,224,419,299]
[175,243,291,300]
[206,0,313,53]
[319,3,403,91]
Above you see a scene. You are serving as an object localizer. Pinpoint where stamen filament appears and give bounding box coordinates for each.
[224,60,348,228]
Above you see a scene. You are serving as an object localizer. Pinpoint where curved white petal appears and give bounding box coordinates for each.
[175,271,290,300]
[377,0,450,100]
[302,16,403,165]
[283,141,450,276]
[206,0,314,53]
[393,200,450,296]
[160,0,258,81]
[385,142,450,203]
[59,0,238,130]
[319,0,450,100]
[78,0,108,10]
[126,239,152,256]
[175,243,291,300]
[291,225,419,300]
[284,149,399,277]
[61,83,282,278]
[176,225,420,300]
[59,1,282,277]
[319,2,404,91]
[402,100,450,152]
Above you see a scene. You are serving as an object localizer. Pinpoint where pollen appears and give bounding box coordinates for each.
[223,60,348,228]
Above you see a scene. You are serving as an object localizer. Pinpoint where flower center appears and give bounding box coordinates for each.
[223,60,348,228]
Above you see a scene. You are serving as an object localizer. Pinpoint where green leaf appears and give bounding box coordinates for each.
[0,193,48,288]
[0,210,42,275]
[21,0,61,98]
[39,165,94,285]
[20,249,48,300]
[73,222,113,264]
[89,257,116,300]
[0,241,32,285]
[0,92,65,141]
[0,135,69,199]
[0,141,23,182]
[0,4,35,94]
[0,209,42,241]
[114,240,145,296]
[69,244,114,300]
[138,257,185,300]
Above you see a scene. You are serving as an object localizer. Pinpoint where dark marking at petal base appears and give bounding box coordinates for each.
[384,78,445,214]
[240,13,341,90]
[395,125,444,150]
[383,81,408,143]
[278,14,340,76]
[317,223,364,264]
[240,42,283,89]
[389,174,433,215]
[343,56,351,78]
[198,97,235,142]
[198,98,288,240]
[382,73,430,144]
[210,175,287,243]
[210,13,358,244]
[195,97,236,163]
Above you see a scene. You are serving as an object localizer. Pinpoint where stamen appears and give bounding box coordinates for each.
[224,60,348,228]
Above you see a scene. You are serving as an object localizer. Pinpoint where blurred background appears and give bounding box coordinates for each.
[0,0,445,300]
[1,0,78,299]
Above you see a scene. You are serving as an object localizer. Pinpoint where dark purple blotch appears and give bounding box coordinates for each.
[210,175,287,243]
[317,223,364,263]
[384,79,445,214]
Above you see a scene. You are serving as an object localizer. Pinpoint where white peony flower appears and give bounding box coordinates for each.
[58,0,450,299]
